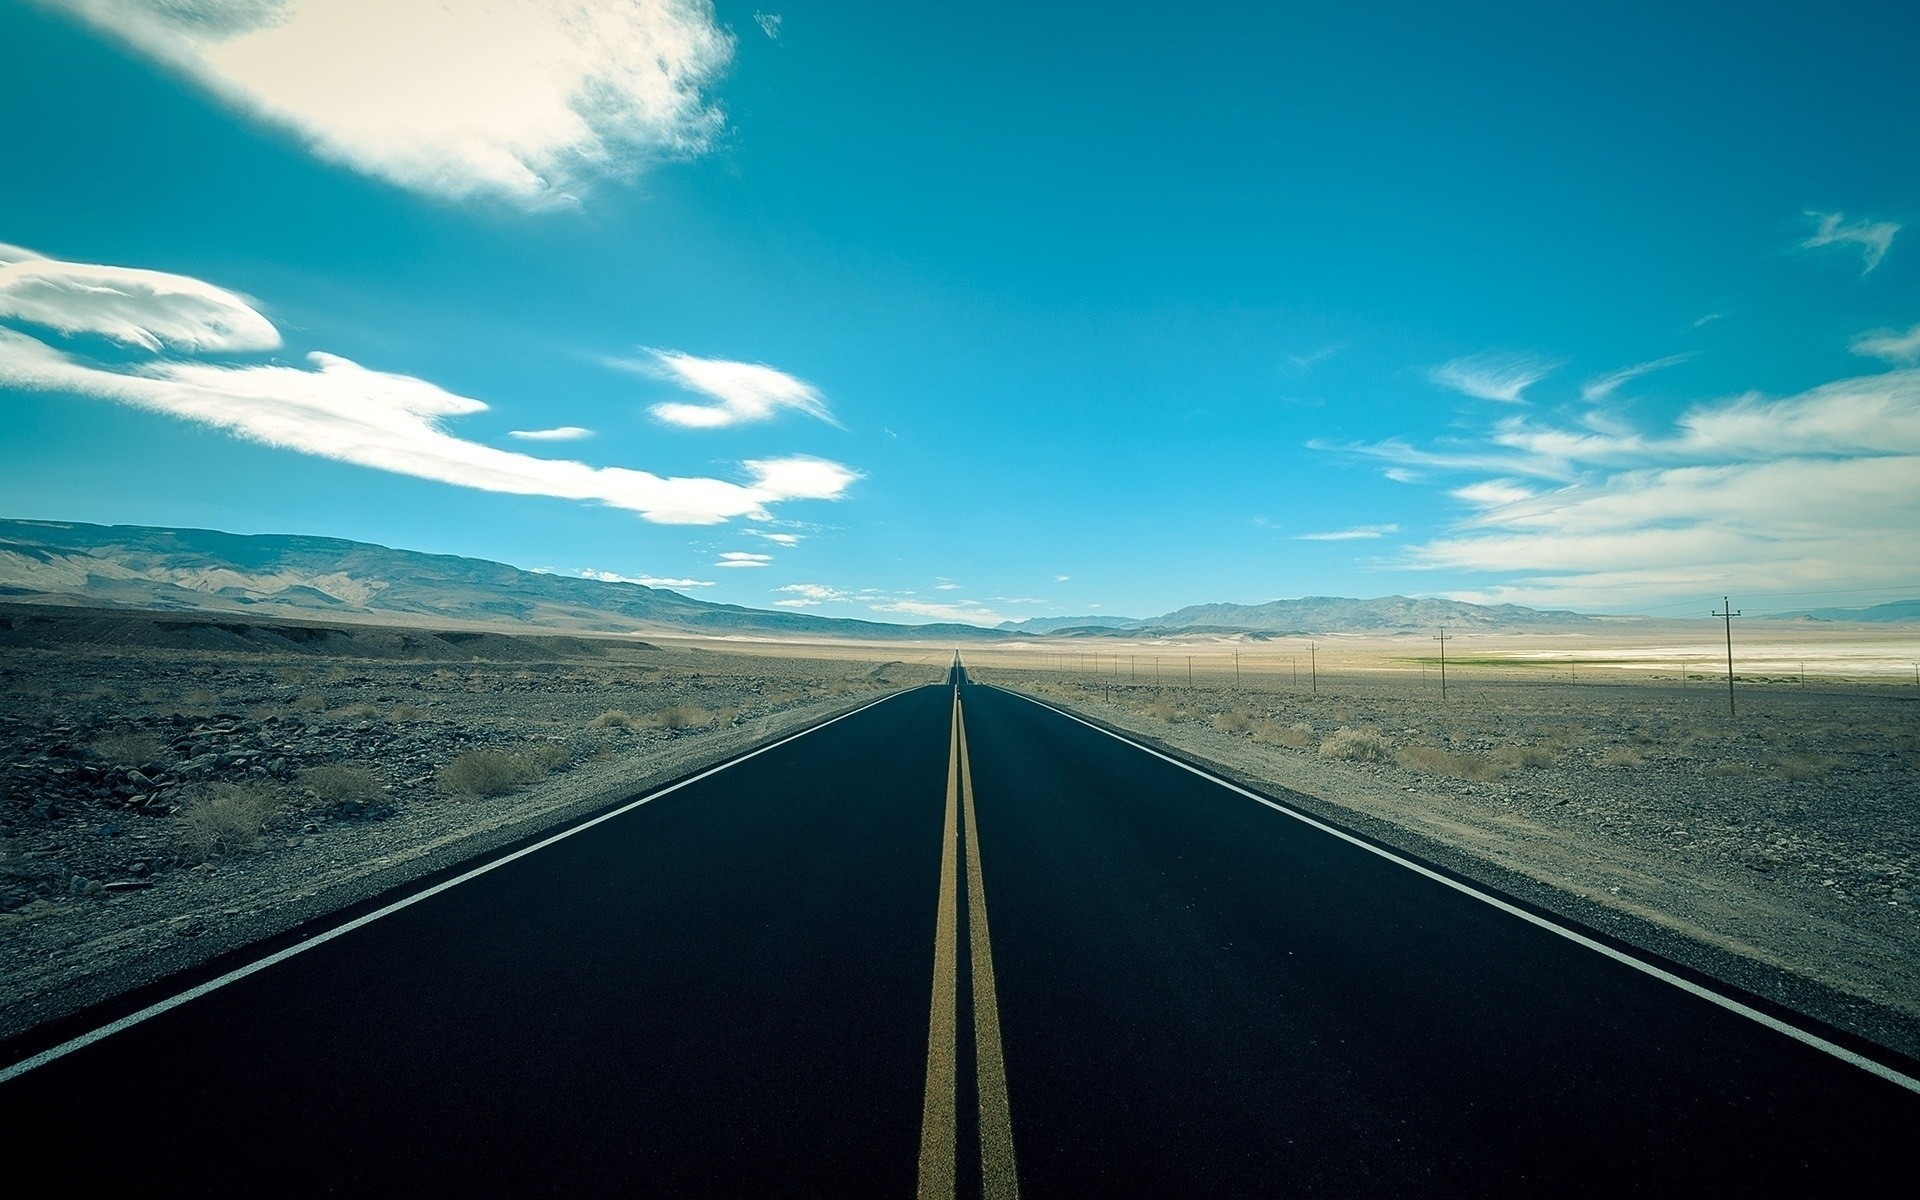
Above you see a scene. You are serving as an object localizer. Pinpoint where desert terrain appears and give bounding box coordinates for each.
[0,604,942,1038]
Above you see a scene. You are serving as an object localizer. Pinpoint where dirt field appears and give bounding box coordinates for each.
[964,626,1920,1054]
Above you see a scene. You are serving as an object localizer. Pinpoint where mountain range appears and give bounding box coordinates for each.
[3,518,1911,639]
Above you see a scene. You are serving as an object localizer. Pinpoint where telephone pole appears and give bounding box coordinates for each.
[1714,597,1741,716]
[1187,655,1193,685]
[1435,627,1452,701]
[1309,642,1318,697]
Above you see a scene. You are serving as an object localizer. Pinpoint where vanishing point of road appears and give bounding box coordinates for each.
[3,662,1915,1195]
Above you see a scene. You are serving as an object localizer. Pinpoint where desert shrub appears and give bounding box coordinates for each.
[1773,755,1827,782]
[178,783,282,856]
[1319,727,1391,763]
[1251,720,1315,749]
[336,702,381,721]
[1493,745,1557,771]
[527,743,572,772]
[287,694,327,713]
[303,765,384,812]
[651,704,713,731]
[589,709,636,730]
[438,750,540,797]
[1706,762,1752,779]
[1396,745,1509,781]
[93,731,163,765]
[1210,709,1253,734]
[388,705,431,722]
[1598,746,1647,768]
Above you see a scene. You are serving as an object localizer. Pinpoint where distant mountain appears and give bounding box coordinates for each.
[1770,599,1920,623]
[1146,595,1594,633]
[995,615,1140,633]
[0,519,1006,641]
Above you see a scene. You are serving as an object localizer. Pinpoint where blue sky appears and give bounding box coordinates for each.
[2,1,1916,624]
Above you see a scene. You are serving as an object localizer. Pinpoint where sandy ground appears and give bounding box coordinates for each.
[0,613,943,1040]
[963,634,1920,1056]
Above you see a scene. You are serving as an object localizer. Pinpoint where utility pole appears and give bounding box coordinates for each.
[1309,643,1318,697]
[1130,656,1135,683]
[1713,597,1741,716]
[1435,627,1452,701]
[1187,655,1193,685]
[1234,651,1240,685]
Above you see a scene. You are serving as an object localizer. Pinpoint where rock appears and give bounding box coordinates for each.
[101,879,153,892]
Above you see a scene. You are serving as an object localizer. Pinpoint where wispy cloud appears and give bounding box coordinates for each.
[509,425,593,441]
[744,529,802,546]
[1851,323,1920,365]
[578,568,714,588]
[753,11,782,39]
[48,0,734,206]
[868,598,1009,625]
[0,243,277,352]
[607,348,836,429]
[1337,367,1920,607]
[1296,523,1399,541]
[1053,574,1070,582]
[1801,210,1901,274]
[1429,353,1557,403]
[716,551,772,568]
[933,578,959,590]
[0,247,859,526]
[1580,353,1693,402]
[1286,342,1345,371]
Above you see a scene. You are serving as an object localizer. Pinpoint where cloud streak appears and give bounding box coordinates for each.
[1801,210,1900,274]
[1429,353,1556,403]
[1852,323,1920,365]
[1580,353,1693,402]
[607,348,836,429]
[1295,524,1398,541]
[578,568,714,588]
[0,245,278,352]
[509,425,593,441]
[49,0,734,206]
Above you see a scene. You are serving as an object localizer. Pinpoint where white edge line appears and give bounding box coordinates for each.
[997,685,1920,1096]
[0,686,929,1085]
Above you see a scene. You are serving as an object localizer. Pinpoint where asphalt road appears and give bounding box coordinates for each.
[3,669,1915,1196]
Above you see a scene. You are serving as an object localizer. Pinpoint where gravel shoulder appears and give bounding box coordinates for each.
[1,610,940,1044]
[976,669,1920,1062]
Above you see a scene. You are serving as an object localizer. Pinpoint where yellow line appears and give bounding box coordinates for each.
[916,690,963,1200]
[958,696,1021,1200]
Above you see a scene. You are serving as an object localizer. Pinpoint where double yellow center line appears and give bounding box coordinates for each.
[917,688,1019,1200]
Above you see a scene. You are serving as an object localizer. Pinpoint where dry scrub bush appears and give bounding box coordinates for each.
[1396,745,1509,782]
[92,731,163,765]
[1773,755,1827,782]
[303,765,383,811]
[178,783,282,856]
[287,694,327,713]
[589,709,636,730]
[1598,746,1647,768]
[1210,709,1254,734]
[1706,762,1752,779]
[1319,727,1391,763]
[651,704,713,731]
[1493,745,1557,771]
[438,751,541,797]
[336,702,382,721]
[388,705,431,722]
[527,743,572,772]
[1251,720,1315,749]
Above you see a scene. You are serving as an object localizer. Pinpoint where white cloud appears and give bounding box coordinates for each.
[753,11,781,39]
[868,598,1009,626]
[1429,353,1557,403]
[50,0,734,206]
[744,529,801,546]
[509,425,593,441]
[578,568,713,588]
[716,551,772,567]
[0,244,278,352]
[1296,523,1399,541]
[1801,210,1900,274]
[1286,342,1344,371]
[1851,323,1920,365]
[1580,353,1693,402]
[1053,574,1069,582]
[1383,467,1423,483]
[608,348,835,428]
[1347,367,1920,607]
[0,329,858,525]
[933,578,959,590]
[777,582,845,602]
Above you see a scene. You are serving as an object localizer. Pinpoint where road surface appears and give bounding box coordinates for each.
[3,667,1914,1195]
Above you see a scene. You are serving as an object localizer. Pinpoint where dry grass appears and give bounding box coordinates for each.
[1598,746,1648,768]
[1494,745,1557,770]
[286,694,327,713]
[1209,707,1254,734]
[91,731,163,766]
[387,705,432,722]
[1396,745,1510,781]
[177,783,282,856]
[650,704,714,731]
[437,750,542,798]
[1319,727,1391,763]
[588,709,637,730]
[1251,719,1316,749]
[302,765,383,812]
[1706,761,1753,779]
[1773,755,1828,782]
